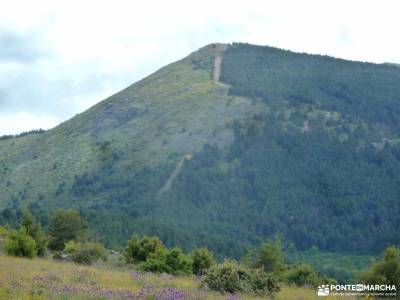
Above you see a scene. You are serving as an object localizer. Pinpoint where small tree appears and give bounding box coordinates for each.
[191,247,215,275]
[255,238,285,273]
[21,210,47,256]
[5,227,37,258]
[359,246,400,288]
[125,235,165,264]
[48,209,88,251]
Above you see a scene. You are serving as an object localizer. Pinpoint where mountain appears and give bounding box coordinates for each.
[1,43,400,257]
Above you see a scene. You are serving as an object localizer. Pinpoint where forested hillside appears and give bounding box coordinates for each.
[0,43,399,259]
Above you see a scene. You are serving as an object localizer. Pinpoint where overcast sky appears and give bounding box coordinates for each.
[1,0,399,135]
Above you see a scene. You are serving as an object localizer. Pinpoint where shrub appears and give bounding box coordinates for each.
[64,240,80,254]
[284,263,324,287]
[21,210,48,256]
[202,260,280,296]
[71,242,108,264]
[141,247,192,275]
[202,260,251,294]
[140,249,169,273]
[191,247,215,275]
[165,248,192,275]
[0,226,10,252]
[250,268,281,296]
[5,228,37,258]
[125,235,165,264]
[359,246,400,287]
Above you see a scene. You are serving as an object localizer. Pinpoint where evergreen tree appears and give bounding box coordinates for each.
[21,209,47,256]
[48,209,88,251]
[191,247,215,275]
[255,238,285,273]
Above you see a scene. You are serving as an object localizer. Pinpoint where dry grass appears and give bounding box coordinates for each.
[0,255,361,300]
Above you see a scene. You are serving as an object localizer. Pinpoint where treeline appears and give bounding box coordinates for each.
[0,209,399,297]
[0,129,46,141]
[221,43,400,130]
[0,209,328,296]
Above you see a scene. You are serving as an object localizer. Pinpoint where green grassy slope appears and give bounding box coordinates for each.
[0,44,265,250]
[0,44,261,209]
[0,43,399,261]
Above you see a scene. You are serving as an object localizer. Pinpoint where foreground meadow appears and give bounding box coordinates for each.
[0,255,361,300]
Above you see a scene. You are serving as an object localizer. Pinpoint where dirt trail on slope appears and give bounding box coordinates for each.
[213,44,227,83]
[158,154,192,197]
[214,55,222,82]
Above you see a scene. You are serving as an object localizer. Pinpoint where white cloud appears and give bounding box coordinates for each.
[0,111,60,135]
[0,0,399,134]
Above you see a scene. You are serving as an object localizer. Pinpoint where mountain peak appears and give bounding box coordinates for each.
[1,43,400,256]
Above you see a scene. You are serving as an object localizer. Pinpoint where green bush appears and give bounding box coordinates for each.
[125,235,165,264]
[202,260,280,296]
[141,247,192,275]
[71,242,108,264]
[140,249,169,273]
[359,246,400,288]
[21,210,48,256]
[165,248,192,275]
[202,260,251,294]
[0,226,10,252]
[4,228,37,258]
[191,247,215,275]
[250,268,281,296]
[63,240,80,254]
[283,263,335,287]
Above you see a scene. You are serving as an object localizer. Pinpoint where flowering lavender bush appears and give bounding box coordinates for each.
[6,272,209,300]
[7,274,23,290]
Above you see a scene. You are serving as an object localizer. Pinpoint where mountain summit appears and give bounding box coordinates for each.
[1,43,400,256]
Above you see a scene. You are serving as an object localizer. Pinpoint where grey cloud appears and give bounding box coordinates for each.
[0,89,7,110]
[0,63,135,121]
[0,30,44,63]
